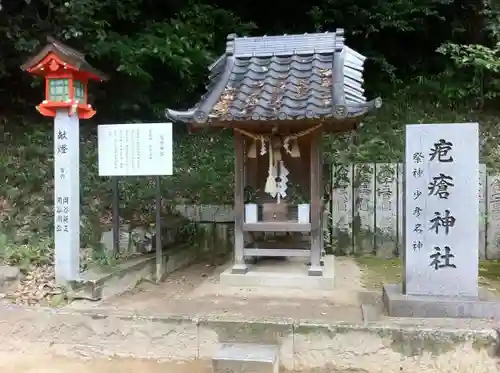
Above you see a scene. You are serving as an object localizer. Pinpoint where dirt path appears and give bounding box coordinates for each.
[0,348,360,373]
[85,257,375,324]
[0,351,210,373]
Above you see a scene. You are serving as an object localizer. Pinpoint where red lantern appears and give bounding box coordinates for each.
[21,37,107,119]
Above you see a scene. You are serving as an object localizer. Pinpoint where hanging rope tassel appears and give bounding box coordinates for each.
[283,124,322,157]
[260,135,267,155]
[234,128,266,157]
[264,139,277,197]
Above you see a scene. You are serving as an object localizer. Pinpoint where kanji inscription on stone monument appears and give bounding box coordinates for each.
[404,122,479,297]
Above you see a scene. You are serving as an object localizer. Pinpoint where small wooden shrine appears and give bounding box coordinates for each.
[166,29,381,276]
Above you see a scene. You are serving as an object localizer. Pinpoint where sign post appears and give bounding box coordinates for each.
[21,37,107,284]
[97,122,173,281]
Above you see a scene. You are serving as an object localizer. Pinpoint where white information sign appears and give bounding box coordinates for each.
[405,122,479,297]
[98,122,173,176]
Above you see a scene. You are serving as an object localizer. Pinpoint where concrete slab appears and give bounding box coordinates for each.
[212,343,279,373]
[219,255,335,290]
[68,254,157,302]
[69,243,200,305]
[383,283,500,319]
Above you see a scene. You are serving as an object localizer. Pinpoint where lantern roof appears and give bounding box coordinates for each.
[21,36,108,81]
[165,29,382,129]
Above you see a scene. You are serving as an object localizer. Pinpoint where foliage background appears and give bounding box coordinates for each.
[1,0,500,257]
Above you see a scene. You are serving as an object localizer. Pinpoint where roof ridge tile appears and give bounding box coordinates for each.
[233,31,338,57]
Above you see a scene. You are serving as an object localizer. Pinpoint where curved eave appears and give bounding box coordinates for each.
[166,97,382,125]
[165,55,235,124]
[165,108,197,123]
[345,97,383,119]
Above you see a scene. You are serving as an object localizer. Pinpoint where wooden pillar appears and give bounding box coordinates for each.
[231,131,248,274]
[309,128,323,276]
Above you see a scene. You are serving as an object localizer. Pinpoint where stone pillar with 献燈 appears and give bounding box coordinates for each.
[21,37,108,284]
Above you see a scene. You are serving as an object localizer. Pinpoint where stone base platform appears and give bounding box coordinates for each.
[212,343,279,373]
[220,255,335,290]
[383,283,500,319]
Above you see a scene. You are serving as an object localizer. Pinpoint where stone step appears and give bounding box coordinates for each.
[212,343,279,373]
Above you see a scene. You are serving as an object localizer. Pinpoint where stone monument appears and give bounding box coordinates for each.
[21,37,107,283]
[383,122,500,318]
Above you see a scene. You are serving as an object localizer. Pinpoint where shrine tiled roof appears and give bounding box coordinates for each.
[21,36,108,81]
[165,29,381,124]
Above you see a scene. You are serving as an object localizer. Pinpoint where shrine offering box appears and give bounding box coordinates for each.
[262,203,289,222]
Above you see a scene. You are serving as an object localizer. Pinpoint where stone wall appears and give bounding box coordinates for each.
[0,307,498,373]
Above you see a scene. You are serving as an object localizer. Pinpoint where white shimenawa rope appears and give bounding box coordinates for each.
[234,125,322,200]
